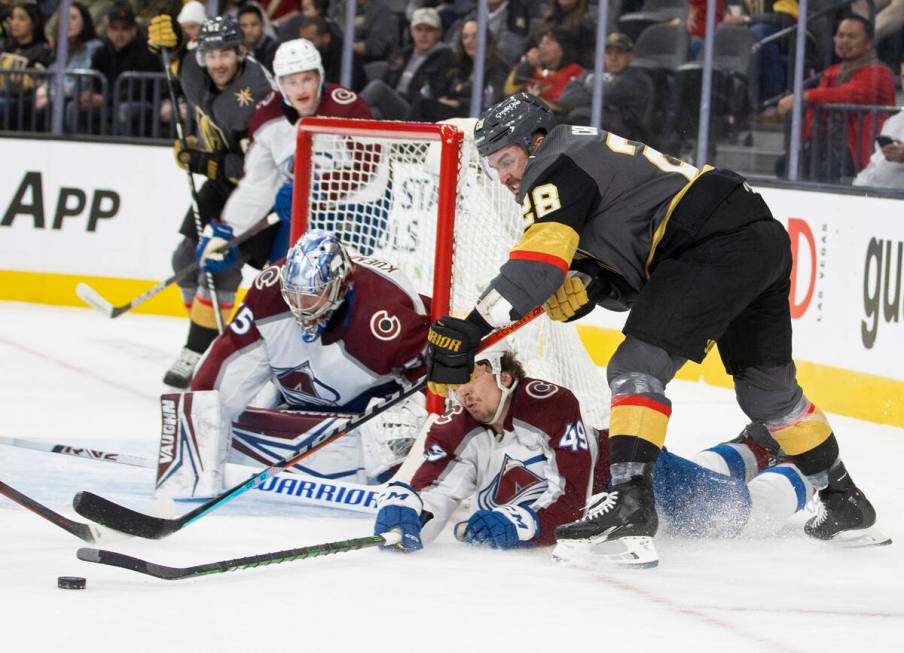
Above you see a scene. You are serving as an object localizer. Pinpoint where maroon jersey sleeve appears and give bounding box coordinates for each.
[246,92,283,144]
[318,84,373,119]
[190,265,287,392]
[514,382,595,545]
[410,406,479,493]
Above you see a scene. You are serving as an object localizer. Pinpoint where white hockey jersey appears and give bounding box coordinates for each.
[411,379,603,545]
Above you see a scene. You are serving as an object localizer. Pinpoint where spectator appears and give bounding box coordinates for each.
[69,2,161,134]
[299,15,367,91]
[853,64,904,188]
[238,2,278,71]
[533,0,595,67]
[503,26,583,110]
[484,0,531,65]
[177,0,207,45]
[777,15,896,180]
[687,0,725,61]
[556,32,654,140]
[0,1,53,129]
[302,0,331,18]
[34,2,101,114]
[350,0,399,63]
[722,0,799,112]
[360,7,453,119]
[407,16,507,121]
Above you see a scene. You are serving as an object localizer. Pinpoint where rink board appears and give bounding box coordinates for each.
[1,137,902,426]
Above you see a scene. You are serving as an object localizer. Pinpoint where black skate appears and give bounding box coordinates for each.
[805,463,891,547]
[552,476,659,568]
[163,347,202,389]
[731,422,783,469]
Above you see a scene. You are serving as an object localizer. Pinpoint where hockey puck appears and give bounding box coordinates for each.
[57,576,86,590]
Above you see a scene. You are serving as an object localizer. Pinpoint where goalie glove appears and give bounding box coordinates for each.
[195,222,239,273]
[426,315,487,397]
[374,482,424,552]
[360,395,426,480]
[454,505,539,549]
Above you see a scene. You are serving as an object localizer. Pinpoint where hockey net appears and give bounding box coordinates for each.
[291,117,610,428]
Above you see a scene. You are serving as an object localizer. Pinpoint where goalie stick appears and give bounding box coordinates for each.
[77,531,401,580]
[76,213,280,318]
[73,307,543,539]
[0,480,101,543]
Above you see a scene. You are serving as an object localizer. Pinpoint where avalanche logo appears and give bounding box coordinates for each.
[331,88,357,105]
[476,454,547,510]
[254,265,281,289]
[525,380,558,400]
[370,310,402,341]
[275,362,341,407]
[425,443,447,462]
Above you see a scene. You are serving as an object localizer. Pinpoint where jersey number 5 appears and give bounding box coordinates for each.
[229,306,254,335]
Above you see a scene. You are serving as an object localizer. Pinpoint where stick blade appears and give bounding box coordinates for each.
[73,491,180,540]
[75,283,114,317]
[77,547,185,580]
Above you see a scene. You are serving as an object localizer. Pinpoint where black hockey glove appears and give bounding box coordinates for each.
[426,316,486,397]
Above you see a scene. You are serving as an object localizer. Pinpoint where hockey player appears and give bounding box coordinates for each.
[423,92,887,566]
[147,13,276,389]
[211,38,372,271]
[155,230,431,494]
[373,345,817,561]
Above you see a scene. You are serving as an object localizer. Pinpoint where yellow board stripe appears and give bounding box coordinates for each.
[575,324,904,429]
[0,269,246,318]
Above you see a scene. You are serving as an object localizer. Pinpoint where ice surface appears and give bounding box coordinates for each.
[1,302,902,652]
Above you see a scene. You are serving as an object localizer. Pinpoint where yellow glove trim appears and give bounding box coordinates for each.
[544,274,589,322]
[428,381,458,398]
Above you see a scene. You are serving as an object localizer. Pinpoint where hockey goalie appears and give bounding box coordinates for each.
[155,230,430,498]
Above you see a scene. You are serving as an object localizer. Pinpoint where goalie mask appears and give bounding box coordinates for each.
[280,230,353,342]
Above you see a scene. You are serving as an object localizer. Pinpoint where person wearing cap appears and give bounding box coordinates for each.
[145,12,276,388]
[67,2,161,133]
[556,32,655,142]
[359,7,453,120]
[503,26,583,111]
[237,2,278,72]
[177,0,207,44]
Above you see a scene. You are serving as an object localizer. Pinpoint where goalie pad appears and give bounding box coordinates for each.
[230,407,366,482]
[359,394,428,480]
[156,391,231,499]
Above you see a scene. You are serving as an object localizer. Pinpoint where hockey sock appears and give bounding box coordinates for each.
[188,294,234,332]
[608,391,670,485]
[186,320,219,355]
[693,441,769,482]
[766,399,833,460]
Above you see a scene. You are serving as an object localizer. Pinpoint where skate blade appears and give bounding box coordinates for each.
[827,526,893,548]
[552,536,659,569]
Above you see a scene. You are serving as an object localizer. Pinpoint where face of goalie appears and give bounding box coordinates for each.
[455,363,514,426]
[280,70,322,117]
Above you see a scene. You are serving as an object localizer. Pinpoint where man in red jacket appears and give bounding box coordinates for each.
[778,14,896,180]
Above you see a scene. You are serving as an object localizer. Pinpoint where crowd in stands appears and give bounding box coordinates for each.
[1,0,902,187]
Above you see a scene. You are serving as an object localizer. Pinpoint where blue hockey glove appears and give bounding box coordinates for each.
[274,181,293,222]
[454,505,539,549]
[195,222,239,273]
[374,482,424,552]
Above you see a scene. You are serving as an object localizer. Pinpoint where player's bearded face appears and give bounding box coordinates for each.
[455,365,503,424]
[204,49,241,88]
[280,70,322,117]
[485,144,530,196]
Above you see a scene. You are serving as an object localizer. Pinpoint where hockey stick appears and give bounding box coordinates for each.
[73,307,544,539]
[76,213,279,318]
[76,531,401,580]
[0,435,153,468]
[161,47,224,333]
[0,480,100,543]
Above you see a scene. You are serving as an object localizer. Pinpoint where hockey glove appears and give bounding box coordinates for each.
[195,222,239,273]
[148,14,183,51]
[426,316,485,397]
[374,482,424,552]
[173,136,201,171]
[544,271,592,322]
[454,505,539,549]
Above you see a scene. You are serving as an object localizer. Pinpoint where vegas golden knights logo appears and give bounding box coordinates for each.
[195,108,227,152]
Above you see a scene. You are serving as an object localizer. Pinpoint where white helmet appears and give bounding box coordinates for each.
[459,339,519,425]
[273,38,324,102]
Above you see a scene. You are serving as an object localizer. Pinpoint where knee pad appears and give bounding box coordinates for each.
[733,364,803,422]
[607,337,686,389]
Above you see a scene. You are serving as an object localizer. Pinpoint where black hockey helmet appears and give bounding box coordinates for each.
[197,15,244,54]
[474,92,556,158]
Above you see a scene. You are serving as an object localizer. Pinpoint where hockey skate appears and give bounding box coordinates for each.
[552,475,659,569]
[805,463,891,547]
[732,422,783,469]
[163,347,202,389]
